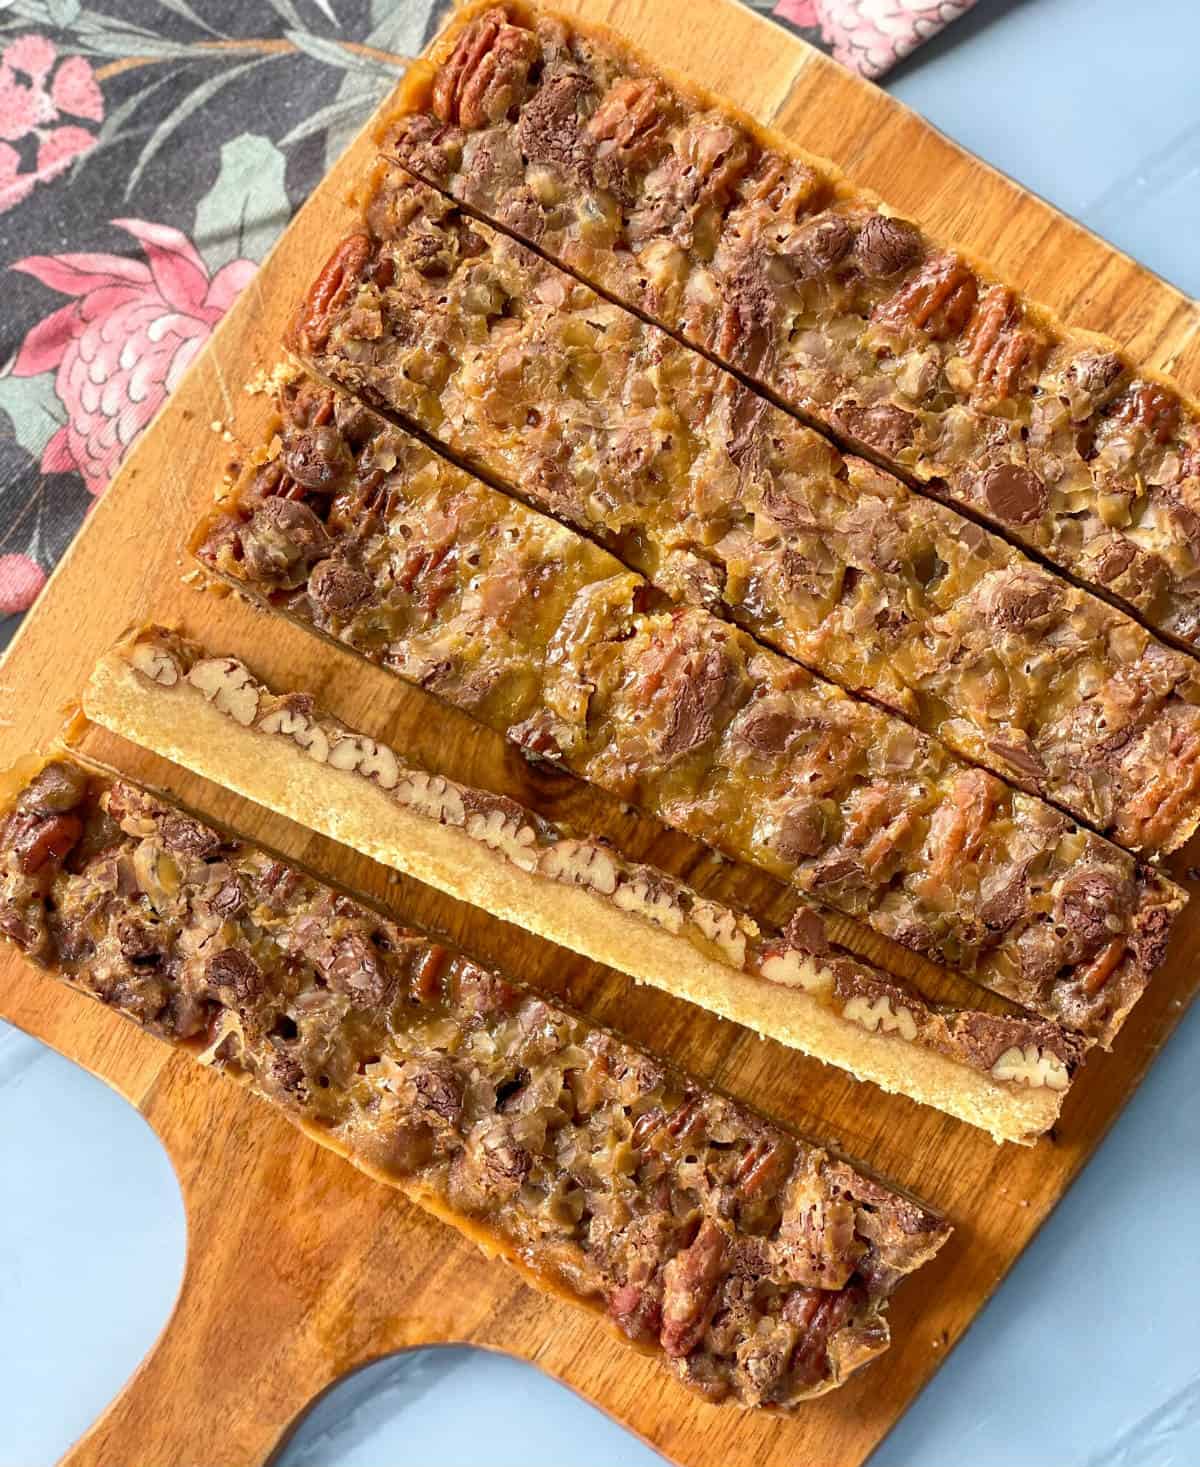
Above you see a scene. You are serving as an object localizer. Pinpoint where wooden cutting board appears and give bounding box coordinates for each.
[3,3,1199,1464]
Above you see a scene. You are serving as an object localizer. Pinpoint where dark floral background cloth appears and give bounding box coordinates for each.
[0,0,973,649]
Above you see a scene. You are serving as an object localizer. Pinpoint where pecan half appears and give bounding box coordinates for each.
[874,254,978,341]
[294,233,371,353]
[962,286,1041,399]
[431,9,540,130]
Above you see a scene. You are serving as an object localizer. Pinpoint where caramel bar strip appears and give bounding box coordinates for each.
[293,168,1200,856]
[86,625,1087,1143]
[0,757,951,1408]
[193,376,1185,1043]
[384,2,1200,653]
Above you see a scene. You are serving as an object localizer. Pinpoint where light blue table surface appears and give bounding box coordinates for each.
[4,0,1199,1463]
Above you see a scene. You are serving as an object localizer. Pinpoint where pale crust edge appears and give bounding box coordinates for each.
[83,649,1062,1145]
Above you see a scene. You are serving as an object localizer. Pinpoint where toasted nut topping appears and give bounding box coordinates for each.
[259,706,331,764]
[689,899,748,967]
[613,874,685,934]
[187,658,260,726]
[758,948,834,994]
[991,1045,1069,1091]
[842,993,918,1042]
[131,641,180,686]
[327,733,401,790]
[465,807,538,871]
[540,839,619,895]
[195,1009,246,1068]
[395,770,466,826]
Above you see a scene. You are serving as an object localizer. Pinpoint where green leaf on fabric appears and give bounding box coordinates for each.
[284,28,399,77]
[194,134,291,269]
[150,0,225,37]
[125,54,272,197]
[262,0,305,30]
[45,0,81,24]
[0,373,67,462]
[321,0,434,170]
[280,89,380,150]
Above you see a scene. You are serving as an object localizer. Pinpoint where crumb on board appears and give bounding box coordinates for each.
[244,360,301,396]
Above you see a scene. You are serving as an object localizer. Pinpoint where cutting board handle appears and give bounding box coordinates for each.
[43,1042,462,1467]
[58,1264,317,1467]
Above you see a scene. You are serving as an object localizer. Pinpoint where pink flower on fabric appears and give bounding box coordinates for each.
[0,554,47,616]
[0,35,104,212]
[814,0,978,79]
[10,222,256,495]
[773,0,820,24]
[0,140,36,212]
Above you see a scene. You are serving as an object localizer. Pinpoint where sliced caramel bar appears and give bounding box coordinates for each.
[0,757,951,1408]
[193,376,1185,1043]
[382,2,1200,652]
[86,624,1088,1143]
[293,168,1200,856]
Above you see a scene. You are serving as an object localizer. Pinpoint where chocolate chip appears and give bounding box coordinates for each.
[324,932,390,1008]
[987,572,1058,630]
[159,814,220,858]
[281,425,352,492]
[1130,902,1173,974]
[18,761,88,816]
[854,215,921,278]
[1066,351,1124,409]
[978,464,1047,525]
[516,71,590,173]
[788,214,853,276]
[655,646,735,763]
[309,558,372,614]
[1054,870,1127,962]
[738,704,800,757]
[833,400,916,457]
[239,497,331,583]
[117,916,162,963]
[1092,537,1136,586]
[210,879,246,919]
[781,906,831,955]
[206,947,263,1002]
[808,854,860,888]
[979,869,1029,934]
[772,800,830,861]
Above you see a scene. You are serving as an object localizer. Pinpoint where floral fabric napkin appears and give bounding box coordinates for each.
[757,0,978,79]
[0,0,974,644]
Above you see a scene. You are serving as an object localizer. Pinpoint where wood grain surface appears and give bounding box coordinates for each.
[2,3,1197,1465]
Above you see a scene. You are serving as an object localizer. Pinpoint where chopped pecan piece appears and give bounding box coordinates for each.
[587,77,673,170]
[1110,381,1181,445]
[660,1218,728,1358]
